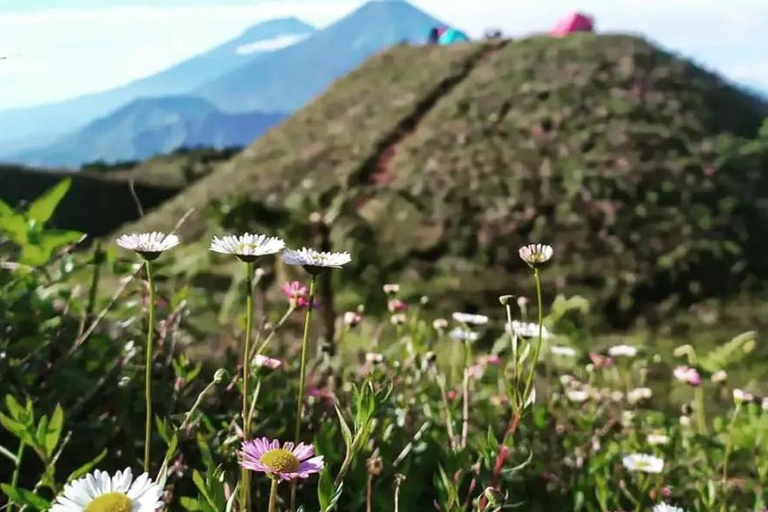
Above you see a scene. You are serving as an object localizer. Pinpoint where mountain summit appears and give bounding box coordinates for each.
[197,0,444,112]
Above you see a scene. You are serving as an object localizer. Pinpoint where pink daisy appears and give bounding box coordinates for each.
[240,438,324,481]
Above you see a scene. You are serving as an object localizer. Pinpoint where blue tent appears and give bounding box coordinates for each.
[438,28,470,45]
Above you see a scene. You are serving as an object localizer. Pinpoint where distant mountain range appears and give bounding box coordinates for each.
[0,0,444,168]
[0,17,314,157]
[14,97,286,167]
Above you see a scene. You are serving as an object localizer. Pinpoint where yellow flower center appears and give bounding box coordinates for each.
[260,448,300,473]
[84,492,132,512]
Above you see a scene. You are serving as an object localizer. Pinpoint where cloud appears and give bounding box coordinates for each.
[235,33,312,55]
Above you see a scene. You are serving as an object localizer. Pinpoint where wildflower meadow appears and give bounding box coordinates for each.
[1,182,767,512]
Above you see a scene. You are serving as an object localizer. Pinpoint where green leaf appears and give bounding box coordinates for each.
[192,470,217,510]
[334,402,353,450]
[1,484,51,510]
[27,179,71,224]
[35,414,49,455]
[67,448,108,482]
[38,230,83,254]
[5,395,25,422]
[196,433,213,468]
[701,331,757,373]
[0,198,14,217]
[317,470,341,512]
[0,414,34,446]
[45,405,64,457]
[180,497,203,511]
[0,213,28,246]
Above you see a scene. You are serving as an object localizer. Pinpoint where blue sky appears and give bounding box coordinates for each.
[1,0,767,110]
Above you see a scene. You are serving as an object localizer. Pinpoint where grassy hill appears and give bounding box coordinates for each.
[113,35,768,325]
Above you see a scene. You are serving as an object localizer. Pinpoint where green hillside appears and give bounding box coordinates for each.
[0,147,235,235]
[113,35,768,325]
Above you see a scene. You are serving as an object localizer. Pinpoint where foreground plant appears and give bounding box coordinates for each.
[116,231,179,471]
[49,468,163,512]
[210,233,285,512]
[282,247,350,510]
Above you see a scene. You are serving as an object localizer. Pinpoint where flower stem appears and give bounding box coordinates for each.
[460,337,471,449]
[694,385,708,435]
[366,473,373,512]
[521,267,543,405]
[7,441,24,512]
[268,478,279,512]
[242,261,254,512]
[503,302,520,408]
[721,404,741,512]
[143,259,156,472]
[291,274,317,512]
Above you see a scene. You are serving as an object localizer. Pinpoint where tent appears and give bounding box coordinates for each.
[439,27,470,45]
[549,13,594,37]
[428,26,470,45]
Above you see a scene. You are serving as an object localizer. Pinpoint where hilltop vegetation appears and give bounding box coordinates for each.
[118,34,768,328]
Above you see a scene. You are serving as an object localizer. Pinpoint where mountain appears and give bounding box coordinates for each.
[120,35,768,327]
[15,97,286,167]
[0,17,314,155]
[196,0,443,112]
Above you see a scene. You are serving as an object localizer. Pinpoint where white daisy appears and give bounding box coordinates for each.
[711,370,728,383]
[518,243,554,267]
[452,312,489,326]
[763,397,768,412]
[647,433,670,446]
[733,388,754,404]
[622,453,664,474]
[209,233,284,262]
[50,467,162,512]
[283,248,351,274]
[449,328,479,342]
[607,344,637,357]
[432,318,449,330]
[551,345,577,357]
[115,232,179,260]
[565,390,590,403]
[506,320,552,340]
[654,504,684,512]
[627,387,653,404]
[383,283,400,295]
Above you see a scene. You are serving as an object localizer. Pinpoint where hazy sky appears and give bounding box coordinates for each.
[0,0,766,110]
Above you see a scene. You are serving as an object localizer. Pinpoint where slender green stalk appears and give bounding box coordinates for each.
[694,386,708,435]
[7,442,25,512]
[291,275,317,512]
[460,336,471,449]
[294,275,316,441]
[241,262,254,512]
[434,372,457,451]
[268,478,279,512]
[503,302,521,408]
[721,404,741,512]
[521,268,543,405]
[143,260,156,472]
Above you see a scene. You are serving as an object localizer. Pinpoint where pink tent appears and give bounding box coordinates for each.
[549,13,594,37]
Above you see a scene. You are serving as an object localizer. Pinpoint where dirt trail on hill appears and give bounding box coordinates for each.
[366,42,507,186]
